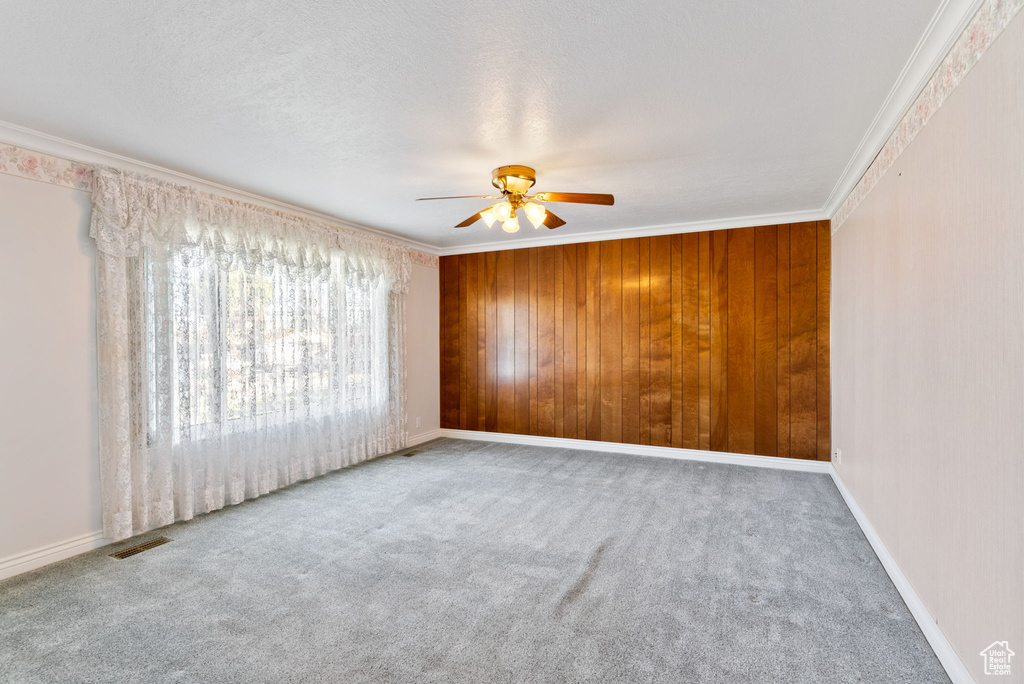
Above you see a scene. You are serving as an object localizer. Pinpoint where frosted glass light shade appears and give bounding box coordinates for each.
[523,202,547,228]
[480,205,499,228]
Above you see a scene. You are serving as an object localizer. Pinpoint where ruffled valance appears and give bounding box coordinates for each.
[89,165,411,292]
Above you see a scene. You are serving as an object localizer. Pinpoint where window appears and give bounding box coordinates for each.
[90,165,408,540]
[144,240,390,443]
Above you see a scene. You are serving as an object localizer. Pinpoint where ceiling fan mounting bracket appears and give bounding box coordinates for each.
[491,165,537,195]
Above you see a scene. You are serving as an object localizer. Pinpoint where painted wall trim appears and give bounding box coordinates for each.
[0,120,441,257]
[829,467,972,683]
[408,429,443,446]
[439,429,831,473]
[0,430,972,684]
[0,531,108,582]
[830,0,1024,229]
[0,434,447,583]
[434,210,827,256]
[822,0,983,220]
[1,0,1012,257]
[440,429,969,683]
[0,122,828,257]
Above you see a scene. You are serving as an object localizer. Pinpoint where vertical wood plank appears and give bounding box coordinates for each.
[585,242,601,440]
[563,246,578,439]
[789,221,818,459]
[816,220,832,461]
[514,249,531,434]
[476,253,487,429]
[529,248,539,434]
[459,255,468,429]
[537,246,556,437]
[577,244,589,438]
[484,252,498,432]
[496,249,515,433]
[776,225,792,458]
[599,240,623,442]
[670,234,684,448]
[554,247,565,438]
[639,237,652,445]
[681,232,700,449]
[621,238,640,445]
[754,225,779,456]
[440,256,460,428]
[709,229,729,452]
[481,252,497,431]
[727,227,756,454]
[697,231,712,450]
[466,253,479,431]
[649,235,673,446]
[436,221,828,461]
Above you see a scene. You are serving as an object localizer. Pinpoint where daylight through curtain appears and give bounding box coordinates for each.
[91,167,409,541]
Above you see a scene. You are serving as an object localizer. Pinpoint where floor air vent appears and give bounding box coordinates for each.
[110,537,171,559]
[403,450,421,457]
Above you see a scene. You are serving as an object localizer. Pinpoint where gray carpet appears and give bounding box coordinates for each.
[0,438,947,683]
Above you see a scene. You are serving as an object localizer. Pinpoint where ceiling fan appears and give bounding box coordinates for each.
[416,165,614,233]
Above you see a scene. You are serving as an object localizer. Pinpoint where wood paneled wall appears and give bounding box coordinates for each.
[439,221,830,460]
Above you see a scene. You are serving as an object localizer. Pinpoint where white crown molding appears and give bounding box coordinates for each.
[0,530,108,582]
[829,467,972,683]
[434,209,827,256]
[822,0,984,220]
[439,429,832,472]
[0,122,825,257]
[1,119,825,258]
[0,0,991,261]
[0,119,442,256]
[0,0,985,263]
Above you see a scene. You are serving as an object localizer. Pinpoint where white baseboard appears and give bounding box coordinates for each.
[0,431,971,684]
[438,429,967,683]
[408,429,443,446]
[438,428,832,473]
[0,530,108,582]
[0,435,445,583]
[828,467,972,683]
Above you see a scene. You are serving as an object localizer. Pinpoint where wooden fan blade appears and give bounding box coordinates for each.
[542,210,566,229]
[416,195,491,201]
[455,212,483,228]
[535,192,614,206]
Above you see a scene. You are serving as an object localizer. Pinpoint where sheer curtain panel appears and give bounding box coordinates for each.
[90,167,409,541]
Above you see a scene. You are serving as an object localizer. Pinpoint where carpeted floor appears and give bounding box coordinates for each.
[0,439,947,683]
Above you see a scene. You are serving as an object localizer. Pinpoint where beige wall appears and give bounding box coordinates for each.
[0,171,440,569]
[832,13,1024,681]
[0,174,101,562]
[407,261,440,442]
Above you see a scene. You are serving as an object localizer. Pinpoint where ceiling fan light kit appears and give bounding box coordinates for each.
[417,165,614,233]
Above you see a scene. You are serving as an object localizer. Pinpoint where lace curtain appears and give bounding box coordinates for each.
[91,167,409,541]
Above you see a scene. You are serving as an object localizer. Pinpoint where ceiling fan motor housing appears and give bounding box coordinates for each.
[418,165,612,231]
[491,165,537,195]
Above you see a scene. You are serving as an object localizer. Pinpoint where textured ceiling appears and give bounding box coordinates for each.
[1,0,947,249]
